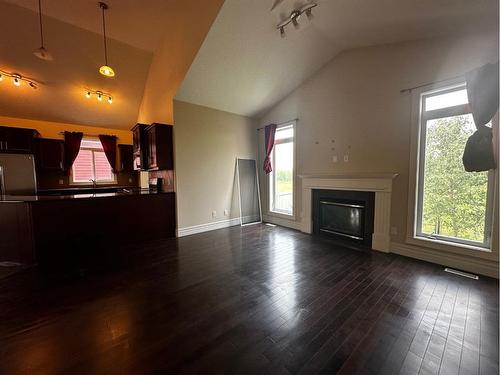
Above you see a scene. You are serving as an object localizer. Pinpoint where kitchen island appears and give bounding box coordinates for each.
[0,190,176,267]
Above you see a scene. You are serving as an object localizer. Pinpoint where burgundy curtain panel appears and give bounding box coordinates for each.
[99,135,117,173]
[63,131,83,176]
[263,124,277,174]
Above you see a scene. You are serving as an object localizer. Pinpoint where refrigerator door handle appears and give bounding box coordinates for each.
[0,166,5,195]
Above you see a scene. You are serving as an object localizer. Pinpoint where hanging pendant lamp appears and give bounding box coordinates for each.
[98,2,115,77]
[33,0,53,61]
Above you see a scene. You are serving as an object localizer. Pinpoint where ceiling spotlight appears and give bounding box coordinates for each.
[97,91,103,101]
[0,70,38,89]
[107,96,113,104]
[300,2,317,19]
[98,2,115,77]
[33,0,53,61]
[13,75,21,86]
[277,2,317,37]
[85,91,91,98]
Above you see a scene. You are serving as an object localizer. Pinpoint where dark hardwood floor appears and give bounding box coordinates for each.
[0,224,498,374]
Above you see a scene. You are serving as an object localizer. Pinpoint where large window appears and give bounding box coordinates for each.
[269,124,294,216]
[72,139,115,184]
[415,84,494,249]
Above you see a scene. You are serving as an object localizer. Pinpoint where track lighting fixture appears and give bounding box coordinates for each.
[84,89,113,104]
[277,2,317,37]
[98,2,115,77]
[0,70,38,89]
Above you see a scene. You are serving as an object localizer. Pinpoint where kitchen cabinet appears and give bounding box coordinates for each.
[0,126,39,154]
[145,123,173,170]
[131,123,148,170]
[35,138,64,171]
[118,144,134,172]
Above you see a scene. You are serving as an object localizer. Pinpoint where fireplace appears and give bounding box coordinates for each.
[313,189,375,248]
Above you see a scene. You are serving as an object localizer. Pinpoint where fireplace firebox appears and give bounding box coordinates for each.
[312,189,375,248]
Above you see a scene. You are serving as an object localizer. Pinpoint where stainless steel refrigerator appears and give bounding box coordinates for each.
[0,154,37,195]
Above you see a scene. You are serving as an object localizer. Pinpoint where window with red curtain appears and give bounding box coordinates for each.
[72,139,115,184]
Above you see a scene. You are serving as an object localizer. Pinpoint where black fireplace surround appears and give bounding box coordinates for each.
[312,189,375,248]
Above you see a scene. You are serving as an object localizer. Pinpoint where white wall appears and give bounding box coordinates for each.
[174,100,257,234]
[258,33,499,277]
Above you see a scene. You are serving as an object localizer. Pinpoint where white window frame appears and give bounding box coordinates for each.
[269,122,295,218]
[71,138,116,185]
[408,80,496,252]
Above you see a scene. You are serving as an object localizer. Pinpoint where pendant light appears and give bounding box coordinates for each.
[98,2,115,77]
[33,0,53,61]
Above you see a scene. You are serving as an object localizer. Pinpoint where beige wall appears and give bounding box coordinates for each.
[174,100,256,229]
[137,0,224,125]
[258,33,499,275]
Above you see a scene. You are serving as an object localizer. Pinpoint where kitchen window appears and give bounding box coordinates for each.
[269,123,295,216]
[414,83,494,249]
[72,139,116,184]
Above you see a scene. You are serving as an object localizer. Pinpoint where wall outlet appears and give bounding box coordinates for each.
[343,154,349,162]
[212,210,217,219]
[58,179,64,185]
[332,155,338,163]
[390,226,398,235]
[224,209,229,216]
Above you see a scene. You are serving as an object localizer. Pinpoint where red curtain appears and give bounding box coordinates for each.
[263,124,277,174]
[63,131,83,176]
[98,135,117,173]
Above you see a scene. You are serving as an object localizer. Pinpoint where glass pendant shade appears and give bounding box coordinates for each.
[33,46,53,61]
[99,65,115,77]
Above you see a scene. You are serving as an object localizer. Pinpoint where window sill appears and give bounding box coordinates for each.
[267,210,295,221]
[407,235,493,255]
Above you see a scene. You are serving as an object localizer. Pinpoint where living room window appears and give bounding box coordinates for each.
[72,138,116,184]
[415,83,494,249]
[269,123,295,216]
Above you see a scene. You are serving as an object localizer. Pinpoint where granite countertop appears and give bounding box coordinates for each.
[0,189,173,202]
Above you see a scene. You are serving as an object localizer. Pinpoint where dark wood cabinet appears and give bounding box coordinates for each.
[35,138,64,171]
[131,124,148,171]
[0,126,39,154]
[145,123,173,170]
[118,144,134,172]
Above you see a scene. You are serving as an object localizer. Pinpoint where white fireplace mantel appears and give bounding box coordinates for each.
[300,173,398,253]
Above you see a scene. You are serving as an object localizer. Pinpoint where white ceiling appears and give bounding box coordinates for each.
[3,0,174,52]
[176,0,499,118]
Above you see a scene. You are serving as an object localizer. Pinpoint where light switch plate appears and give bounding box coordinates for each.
[212,210,217,218]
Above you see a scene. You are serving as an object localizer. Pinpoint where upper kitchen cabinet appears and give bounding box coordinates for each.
[146,123,173,171]
[35,138,64,171]
[0,126,39,154]
[131,123,148,170]
[118,144,134,172]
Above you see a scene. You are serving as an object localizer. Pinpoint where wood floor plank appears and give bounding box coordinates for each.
[0,224,497,375]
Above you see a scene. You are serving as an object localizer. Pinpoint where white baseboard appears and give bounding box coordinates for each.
[262,214,302,231]
[391,242,499,279]
[177,218,241,237]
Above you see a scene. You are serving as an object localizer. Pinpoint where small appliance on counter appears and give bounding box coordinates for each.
[0,154,37,195]
[148,177,164,192]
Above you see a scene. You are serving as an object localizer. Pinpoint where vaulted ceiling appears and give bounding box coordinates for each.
[0,0,222,130]
[176,0,499,118]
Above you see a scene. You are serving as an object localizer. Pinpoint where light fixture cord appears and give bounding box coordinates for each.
[38,0,44,48]
[101,3,108,65]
